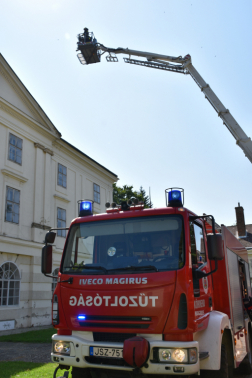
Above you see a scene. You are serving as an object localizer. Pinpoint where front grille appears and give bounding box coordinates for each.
[79,322,149,329]
[80,315,151,322]
[93,332,136,342]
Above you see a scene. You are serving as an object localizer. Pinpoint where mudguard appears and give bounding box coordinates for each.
[193,311,231,370]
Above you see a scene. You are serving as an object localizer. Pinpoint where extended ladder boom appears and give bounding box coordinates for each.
[185,63,252,163]
[77,31,252,164]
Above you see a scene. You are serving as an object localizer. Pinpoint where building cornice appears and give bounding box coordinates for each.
[34,142,54,156]
[1,169,28,183]
[0,235,63,254]
[0,234,43,249]
[31,222,51,231]
[53,194,71,203]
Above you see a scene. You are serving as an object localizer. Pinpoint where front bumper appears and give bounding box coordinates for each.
[51,334,200,375]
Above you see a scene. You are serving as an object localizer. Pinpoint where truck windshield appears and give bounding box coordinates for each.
[62,215,184,274]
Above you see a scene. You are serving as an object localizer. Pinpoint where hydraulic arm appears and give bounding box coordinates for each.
[77,28,252,164]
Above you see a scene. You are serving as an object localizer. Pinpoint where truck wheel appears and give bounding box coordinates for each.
[71,367,91,378]
[201,344,228,378]
[237,330,252,375]
[216,345,229,378]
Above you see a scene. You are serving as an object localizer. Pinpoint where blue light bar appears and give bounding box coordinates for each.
[77,315,86,320]
[79,200,93,216]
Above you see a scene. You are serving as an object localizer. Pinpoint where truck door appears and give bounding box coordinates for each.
[190,221,212,316]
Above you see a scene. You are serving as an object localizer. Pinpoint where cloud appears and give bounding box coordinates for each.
[65,33,70,40]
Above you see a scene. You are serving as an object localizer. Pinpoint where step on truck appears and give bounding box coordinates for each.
[41,188,252,378]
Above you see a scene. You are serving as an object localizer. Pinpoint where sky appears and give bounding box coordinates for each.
[1,0,252,226]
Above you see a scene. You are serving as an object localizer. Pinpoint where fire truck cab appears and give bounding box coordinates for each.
[42,188,252,378]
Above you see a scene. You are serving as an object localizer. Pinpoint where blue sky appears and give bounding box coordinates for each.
[1,0,252,226]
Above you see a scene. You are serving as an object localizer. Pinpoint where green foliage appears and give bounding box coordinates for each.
[0,327,55,343]
[0,362,60,378]
[113,183,152,208]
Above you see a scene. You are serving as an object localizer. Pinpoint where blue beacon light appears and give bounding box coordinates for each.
[166,188,184,207]
[169,190,182,202]
[78,200,93,216]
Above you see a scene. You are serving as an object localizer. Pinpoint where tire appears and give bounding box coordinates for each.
[237,330,252,375]
[201,344,228,378]
[218,345,229,378]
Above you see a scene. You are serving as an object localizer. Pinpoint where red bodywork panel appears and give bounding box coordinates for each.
[60,271,176,334]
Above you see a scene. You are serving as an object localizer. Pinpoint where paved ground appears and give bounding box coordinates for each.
[0,325,53,363]
[0,341,52,363]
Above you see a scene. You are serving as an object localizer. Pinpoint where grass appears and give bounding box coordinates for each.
[0,328,56,343]
[0,362,73,378]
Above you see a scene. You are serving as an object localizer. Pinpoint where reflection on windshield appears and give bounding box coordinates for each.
[62,215,184,274]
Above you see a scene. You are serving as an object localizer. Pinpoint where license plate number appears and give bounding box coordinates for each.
[90,347,123,358]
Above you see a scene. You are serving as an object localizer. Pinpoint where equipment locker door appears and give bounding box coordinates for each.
[227,249,245,332]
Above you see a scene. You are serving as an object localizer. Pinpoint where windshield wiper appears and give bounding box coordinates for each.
[109,265,158,272]
[82,264,108,272]
[65,264,108,272]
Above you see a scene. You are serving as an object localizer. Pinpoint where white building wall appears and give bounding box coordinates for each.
[0,54,117,330]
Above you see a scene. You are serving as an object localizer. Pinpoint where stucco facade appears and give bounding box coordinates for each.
[0,54,117,330]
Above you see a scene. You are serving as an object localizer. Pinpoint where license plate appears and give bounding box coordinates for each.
[90,346,123,358]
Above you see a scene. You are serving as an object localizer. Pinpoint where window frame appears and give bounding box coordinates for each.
[57,163,67,188]
[57,207,66,237]
[0,261,21,307]
[190,221,207,267]
[94,183,100,204]
[5,186,20,224]
[8,133,23,165]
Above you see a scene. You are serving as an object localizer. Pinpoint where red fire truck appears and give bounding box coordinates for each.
[42,188,252,378]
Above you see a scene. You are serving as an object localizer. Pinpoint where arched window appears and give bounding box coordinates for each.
[0,262,20,306]
[52,268,59,302]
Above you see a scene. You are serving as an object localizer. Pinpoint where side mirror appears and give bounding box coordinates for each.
[41,245,52,274]
[45,231,56,245]
[207,233,224,260]
[193,269,207,280]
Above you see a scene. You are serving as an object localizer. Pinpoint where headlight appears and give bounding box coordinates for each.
[158,347,197,364]
[54,341,71,355]
[159,348,188,363]
[172,349,186,362]
[162,349,171,360]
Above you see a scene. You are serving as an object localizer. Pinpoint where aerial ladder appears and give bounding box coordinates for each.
[76,28,252,164]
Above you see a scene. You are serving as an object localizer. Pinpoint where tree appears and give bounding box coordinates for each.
[113,183,153,208]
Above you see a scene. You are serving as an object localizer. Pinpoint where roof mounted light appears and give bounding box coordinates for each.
[165,188,184,207]
[120,201,130,211]
[78,200,93,216]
